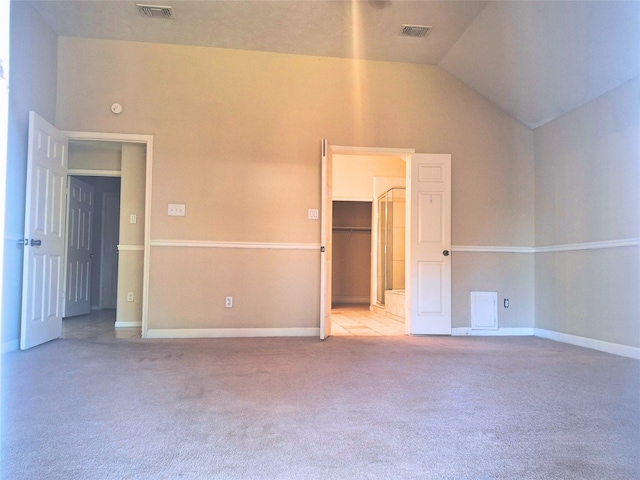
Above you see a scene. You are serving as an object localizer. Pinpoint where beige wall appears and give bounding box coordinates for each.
[534,77,640,347]
[69,140,122,171]
[333,154,405,200]
[3,2,58,349]
[54,37,535,332]
[452,252,535,328]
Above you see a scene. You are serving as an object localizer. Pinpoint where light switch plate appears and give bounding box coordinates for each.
[168,204,186,216]
[308,208,319,220]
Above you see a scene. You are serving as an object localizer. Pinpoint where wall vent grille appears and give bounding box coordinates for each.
[136,4,175,19]
[400,24,432,37]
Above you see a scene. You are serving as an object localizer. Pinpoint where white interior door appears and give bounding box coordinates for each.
[408,153,451,335]
[319,139,332,339]
[100,193,120,309]
[20,112,68,349]
[64,176,94,317]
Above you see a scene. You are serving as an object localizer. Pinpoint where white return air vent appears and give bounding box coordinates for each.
[400,24,432,38]
[136,4,175,19]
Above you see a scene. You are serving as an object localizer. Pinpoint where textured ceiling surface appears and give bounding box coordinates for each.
[28,0,640,128]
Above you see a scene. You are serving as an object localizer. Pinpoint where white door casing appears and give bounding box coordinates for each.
[100,193,120,309]
[408,154,452,335]
[20,112,68,350]
[64,177,94,317]
[319,139,332,339]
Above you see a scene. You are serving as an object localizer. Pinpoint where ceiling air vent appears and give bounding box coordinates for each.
[136,4,175,19]
[400,24,432,38]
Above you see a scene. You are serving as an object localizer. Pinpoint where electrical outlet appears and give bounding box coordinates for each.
[225,296,233,308]
[127,292,134,302]
[168,203,186,216]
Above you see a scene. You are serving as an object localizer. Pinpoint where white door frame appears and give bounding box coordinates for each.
[326,145,415,333]
[63,131,153,337]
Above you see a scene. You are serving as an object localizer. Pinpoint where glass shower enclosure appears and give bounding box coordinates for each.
[376,188,406,306]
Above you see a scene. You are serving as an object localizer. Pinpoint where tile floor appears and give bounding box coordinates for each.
[331,304,405,336]
[62,309,141,340]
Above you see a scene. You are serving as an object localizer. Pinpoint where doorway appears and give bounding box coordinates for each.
[329,152,408,336]
[63,175,121,318]
[19,112,152,350]
[320,142,452,339]
[62,137,146,335]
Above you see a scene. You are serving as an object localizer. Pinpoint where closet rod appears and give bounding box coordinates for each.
[332,227,372,232]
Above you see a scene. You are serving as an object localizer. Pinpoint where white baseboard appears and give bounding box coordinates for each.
[115,321,142,328]
[534,328,640,360]
[452,327,534,336]
[2,339,19,353]
[145,327,320,339]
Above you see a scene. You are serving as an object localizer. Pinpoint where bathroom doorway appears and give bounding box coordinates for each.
[330,152,407,336]
[322,142,452,338]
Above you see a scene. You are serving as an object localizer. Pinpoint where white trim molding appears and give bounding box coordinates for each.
[534,328,640,360]
[118,244,144,251]
[115,321,142,328]
[145,327,320,339]
[451,238,640,254]
[535,238,640,253]
[68,169,121,177]
[4,232,22,242]
[150,240,321,251]
[452,327,534,336]
[452,245,534,254]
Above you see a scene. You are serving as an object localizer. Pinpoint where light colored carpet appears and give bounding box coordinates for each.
[2,335,639,479]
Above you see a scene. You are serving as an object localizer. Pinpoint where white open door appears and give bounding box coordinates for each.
[319,139,332,339]
[20,112,68,349]
[64,176,94,317]
[408,154,451,335]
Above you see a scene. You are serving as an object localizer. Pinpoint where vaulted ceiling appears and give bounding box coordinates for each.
[28,0,640,128]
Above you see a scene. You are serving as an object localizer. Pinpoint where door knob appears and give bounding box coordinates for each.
[443,250,450,256]
[30,239,42,247]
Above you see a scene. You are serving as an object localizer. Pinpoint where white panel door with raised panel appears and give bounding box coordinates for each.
[64,176,94,317]
[408,154,451,335]
[21,112,68,349]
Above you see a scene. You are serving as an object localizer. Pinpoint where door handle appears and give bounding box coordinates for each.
[19,239,28,247]
[30,239,42,247]
[443,250,450,256]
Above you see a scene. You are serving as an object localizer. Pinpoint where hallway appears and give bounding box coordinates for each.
[62,310,141,340]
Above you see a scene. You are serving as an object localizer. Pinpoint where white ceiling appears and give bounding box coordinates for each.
[28,0,640,128]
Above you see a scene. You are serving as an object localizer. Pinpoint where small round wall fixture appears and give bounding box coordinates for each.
[111,103,123,115]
